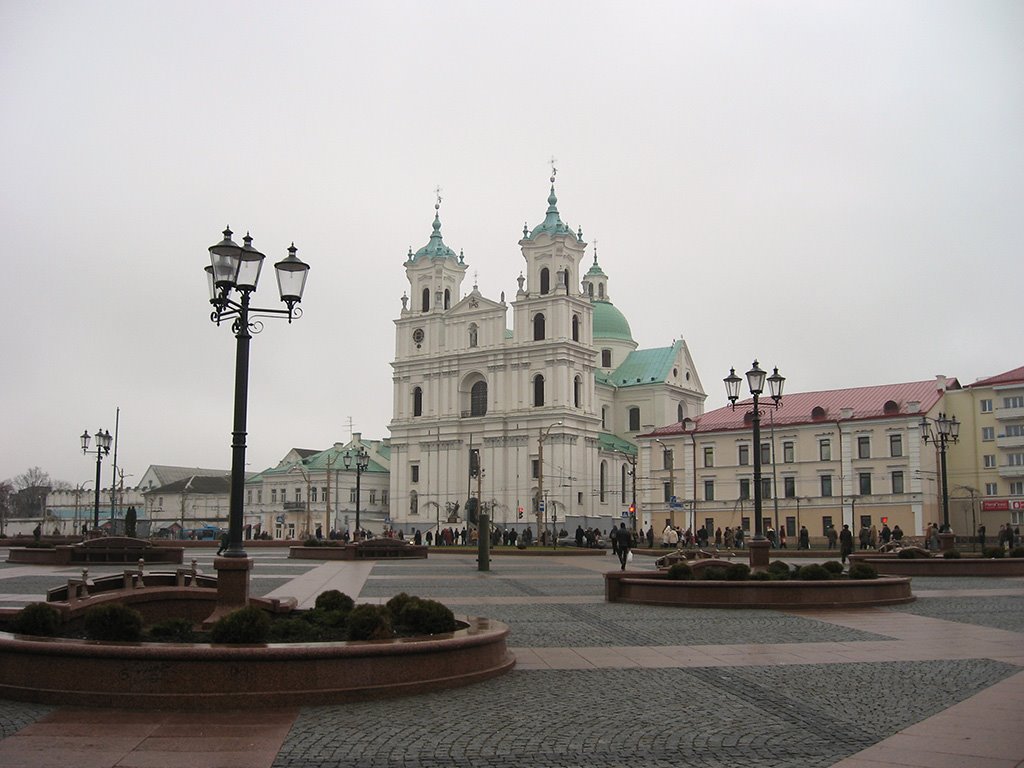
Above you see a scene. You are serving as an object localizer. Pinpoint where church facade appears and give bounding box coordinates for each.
[387,178,706,536]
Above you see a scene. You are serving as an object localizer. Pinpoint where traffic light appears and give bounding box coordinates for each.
[466,497,479,525]
[517,506,524,519]
[628,503,636,516]
[469,449,480,478]
[881,517,888,524]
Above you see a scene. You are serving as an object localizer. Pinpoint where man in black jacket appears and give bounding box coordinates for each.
[615,522,631,570]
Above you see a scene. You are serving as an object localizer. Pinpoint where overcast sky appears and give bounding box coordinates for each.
[2,1,1021,489]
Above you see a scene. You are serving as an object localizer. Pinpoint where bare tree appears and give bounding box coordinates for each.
[0,480,12,536]
[11,467,51,519]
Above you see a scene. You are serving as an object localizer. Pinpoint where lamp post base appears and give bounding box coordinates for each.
[203,556,254,627]
[938,532,956,553]
[747,539,772,571]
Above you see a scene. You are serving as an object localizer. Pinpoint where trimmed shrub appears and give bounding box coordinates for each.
[315,590,355,613]
[942,549,962,559]
[666,562,693,580]
[385,592,417,615]
[268,618,323,643]
[83,603,144,642]
[798,563,831,581]
[748,570,772,581]
[983,547,1005,559]
[848,563,878,580]
[347,604,393,641]
[11,603,61,637]
[725,563,750,581]
[304,608,349,632]
[822,560,845,575]
[303,538,323,547]
[1010,547,1024,558]
[147,618,196,643]
[392,597,456,635]
[897,548,930,559]
[24,541,55,549]
[210,606,271,644]
[700,566,729,581]
[768,560,792,576]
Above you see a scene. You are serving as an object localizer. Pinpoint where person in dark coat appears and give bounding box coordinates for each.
[839,524,854,564]
[615,522,631,570]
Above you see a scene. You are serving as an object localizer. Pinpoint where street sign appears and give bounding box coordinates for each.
[538,500,545,513]
[621,511,629,518]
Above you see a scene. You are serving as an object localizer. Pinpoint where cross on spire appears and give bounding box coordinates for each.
[434,185,443,211]
[549,156,558,182]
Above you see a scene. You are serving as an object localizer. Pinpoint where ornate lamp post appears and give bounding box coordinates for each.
[920,411,960,531]
[206,227,309,559]
[344,446,370,539]
[80,429,112,531]
[536,420,562,539]
[725,361,784,566]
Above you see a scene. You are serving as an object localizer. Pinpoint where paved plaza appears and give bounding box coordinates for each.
[0,547,1021,767]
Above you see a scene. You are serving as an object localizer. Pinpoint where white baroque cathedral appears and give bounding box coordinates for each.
[387,176,706,535]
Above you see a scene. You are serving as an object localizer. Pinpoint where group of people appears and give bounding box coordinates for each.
[978,523,1021,550]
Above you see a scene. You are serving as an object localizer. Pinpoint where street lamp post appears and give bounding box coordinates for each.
[206,227,310,559]
[537,421,562,540]
[344,446,370,539]
[655,438,677,529]
[725,361,785,568]
[80,429,112,531]
[920,411,960,531]
[619,451,638,533]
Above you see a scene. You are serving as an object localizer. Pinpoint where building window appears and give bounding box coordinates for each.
[663,482,672,502]
[601,406,608,430]
[980,399,993,413]
[677,403,685,422]
[1004,396,1024,409]
[783,441,794,463]
[533,374,545,407]
[349,488,357,503]
[540,267,550,295]
[1007,425,1024,437]
[761,478,772,499]
[663,448,673,470]
[470,380,488,417]
[533,313,546,341]
[421,287,430,312]
[703,447,714,468]
[704,480,715,502]
[784,477,796,497]
[985,482,998,496]
[572,315,580,342]
[982,427,995,441]
[601,349,612,367]
[410,465,419,483]
[599,462,607,502]
[819,439,831,461]
[409,490,418,515]
[859,472,872,495]
[984,454,996,468]
[821,475,833,497]
[294,488,302,503]
[310,487,317,503]
[890,434,903,458]
[739,445,749,466]
[444,288,451,309]
[857,436,871,459]
[271,489,277,503]
[468,323,478,348]
[628,407,640,431]
[821,515,833,535]
[1010,481,1023,496]
[257,490,262,503]
[760,443,771,464]
[574,376,582,408]
[892,471,904,494]
[532,459,539,479]
[739,479,750,500]
[382,491,389,506]
[413,387,423,417]
[247,489,252,504]
[1008,453,1024,467]
[621,465,628,503]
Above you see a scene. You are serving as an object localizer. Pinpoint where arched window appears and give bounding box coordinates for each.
[621,465,628,503]
[409,490,418,516]
[540,268,550,295]
[572,314,580,342]
[421,288,430,312]
[677,403,684,423]
[533,313,546,341]
[558,269,567,288]
[628,406,640,431]
[412,387,423,417]
[573,375,582,408]
[470,380,488,417]
[587,283,594,298]
[468,323,478,348]
[444,289,451,309]
[598,283,605,298]
[599,461,607,502]
[533,374,545,407]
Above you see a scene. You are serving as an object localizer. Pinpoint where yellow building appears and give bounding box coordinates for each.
[640,377,959,542]
[945,365,1024,537]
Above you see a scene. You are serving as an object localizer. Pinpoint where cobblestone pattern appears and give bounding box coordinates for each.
[904,576,1024,591]
[455,603,888,647]
[359,577,603,599]
[886,594,1024,633]
[273,659,1013,768]
[0,700,51,739]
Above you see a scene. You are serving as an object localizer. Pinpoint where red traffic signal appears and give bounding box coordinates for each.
[628,503,636,515]
[517,506,524,519]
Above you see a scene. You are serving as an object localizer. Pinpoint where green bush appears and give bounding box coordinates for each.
[942,549,962,559]
[268,618,323,643]
[1010,547,1024,558]
[767,561,792,579]
[11,603,61,637]
[83,603,144,642]
[748,571,772,581]
[666,562,693,580]
[146,618,196,643]
[700,566,729,581]
[822,561,845,575]
[897,548,929,559]
[983,547,1005,559]
[303,538,323,547]
[392,597,456,635]
[725,563,750,581]
[23,541,55,549]
[210,606,270,644]
[385,592,417,615]
[848,563,878,580]
[798,563,831,581]
[347,604,393,641]
[315,590,355,613]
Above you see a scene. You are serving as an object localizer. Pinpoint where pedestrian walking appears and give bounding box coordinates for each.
[839,524,854,564]
[615,522,631,570]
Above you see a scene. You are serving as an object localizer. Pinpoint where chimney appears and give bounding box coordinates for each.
[907,401,921,414]
[935,375,948,392]
[840,408,854,420]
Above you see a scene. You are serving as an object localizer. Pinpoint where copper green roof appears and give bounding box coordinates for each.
[584,256,606,278]
[407,209,461,263]
[250,443,388,479]
[598,432,636,456]
[592,300,632,342]
[529,183,574,238]
[610,342,682,387]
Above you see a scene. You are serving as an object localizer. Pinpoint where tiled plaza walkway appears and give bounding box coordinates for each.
[0,547,1021,767]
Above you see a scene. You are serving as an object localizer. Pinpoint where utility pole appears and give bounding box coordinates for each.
[538,421,562,541]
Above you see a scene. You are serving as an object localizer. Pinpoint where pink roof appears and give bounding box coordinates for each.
[644,378,957,437]
[968,365,1024,388]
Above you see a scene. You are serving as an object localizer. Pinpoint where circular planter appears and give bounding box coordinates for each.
[0,615,513,709]
[605,570,913,609]
[849,554,1024,577]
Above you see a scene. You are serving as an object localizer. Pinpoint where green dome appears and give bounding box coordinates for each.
[593,299,633,342]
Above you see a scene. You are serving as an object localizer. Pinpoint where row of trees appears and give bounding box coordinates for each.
[0,467,72,535]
